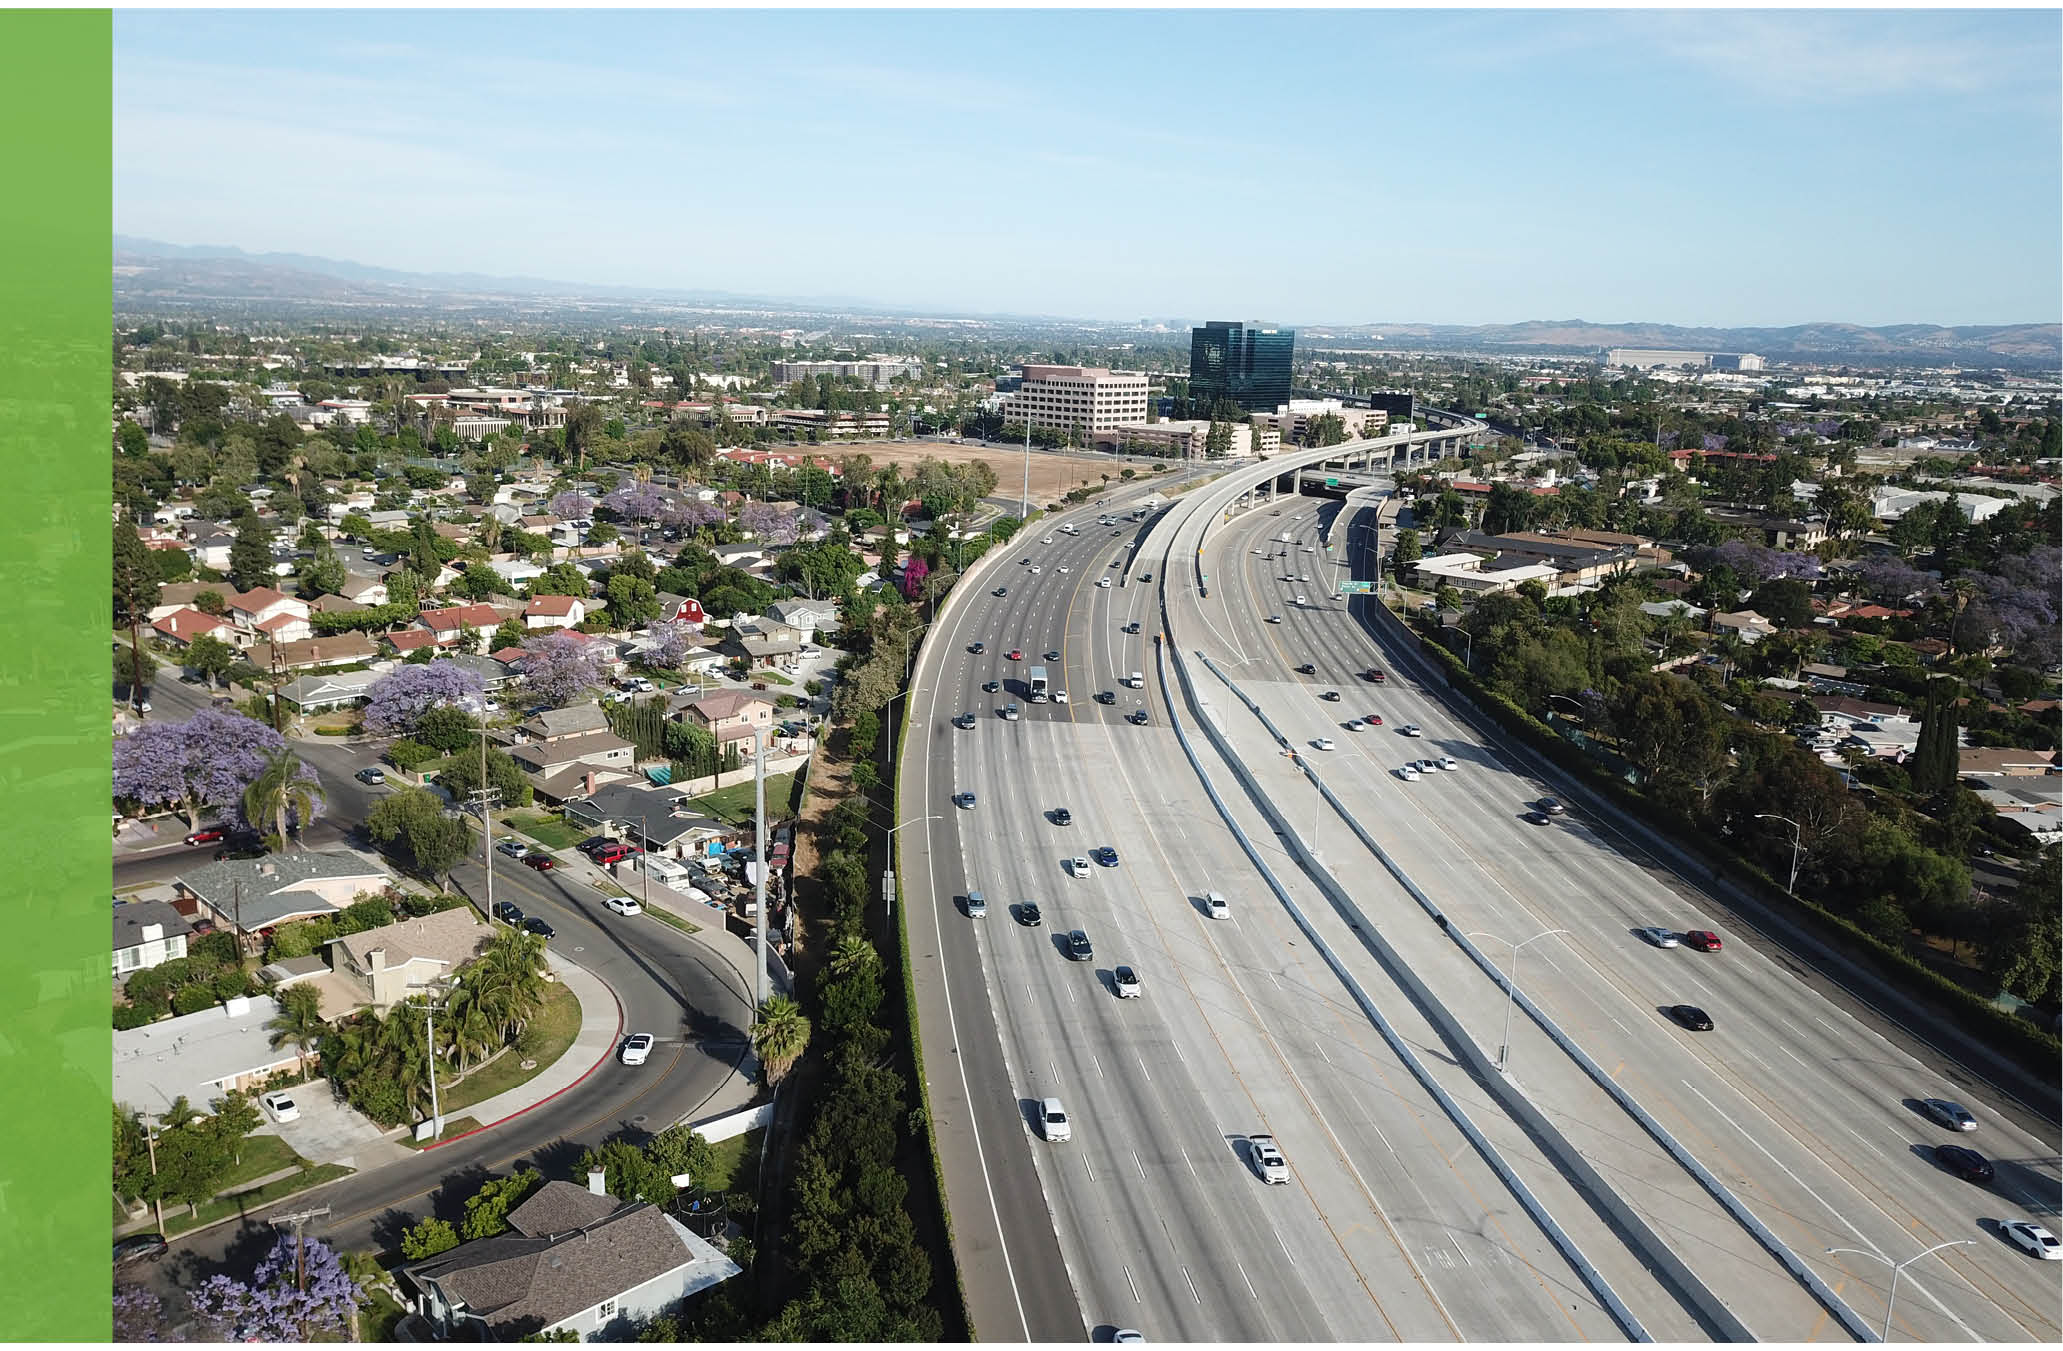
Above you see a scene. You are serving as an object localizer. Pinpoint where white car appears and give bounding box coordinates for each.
[1059,566,1070,574]
[1312,737,1336,751]
[2003,1220,2061,1260]
[1030,565,1041,574]
[1294,594,1308,605]
[1638,927,1681,948]
[1398,765,1422,781]
[1113,965,1142,998]
[1042,536,1054,544]
[1266,615,1282,624]
[1204,892,1230,920]
[605,895,643,916]
[1250,1133,1290,1184]
[260,1091,300,1123]
[1068,855,1091,877]
[1039,1096,1072,1142]
[1400,724,1423,737]
[620,1033,654,1066]
[1437,755,1458,771]
[1096,578,1112,588]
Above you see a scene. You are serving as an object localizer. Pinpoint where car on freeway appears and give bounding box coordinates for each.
[953,712,976,729]
[1639,927,1681,948]
[1681,929,1722,952]
[184,826,227,846]
[1249,1134,1290,1184]
[983,680,1002,693]
[969,641,986,654]
[114,1234,168,1266]
[1124,622,1141,634]
[1044,650,1061,662]
[1058,566,1070,574]
[1436,755,1458,770]
[522,853,555,871]
[1092,846,1119,867]
[605,895,642,917]
[260,1090,300,1123]
[523,917,556,940]
[1367,669,1387,684]
[1320,690,1341,702]
[1095,690,1116,704]
[1538,797,1567,815]
[965,891,988,919]
[1128,709,1150,725]
[1030,565,1041,574]
[1366,714,1383,726]
[1017,901,1043,927]
[1051,806,1073,826]
[1295,662,1317,674]
[1266,614,1282,624]
[1068,855,1091,877]
[1312,737,1336,751]
[492,901,525,923]
[1295,594,1308,605]
[1001,703,1020,720]
[1113,965,1141,998]
[496,838,528,858]
[1204,893,1230,920]
[1039,1096,1072,1141]
[1522,810,1552,825]
[355,766,386,785]
[2002,1221,2061,1260]
[1041,536,1054,545]
[1668,1004,1713,1031]
[992,587,1008,598]
[1934,1144,1994,1183]
[1097,577,1112,588]
[620,1033,654,1066]
[1921,1098,1978,1132]
[1066,928,1094,961]
[955,791,977,809]
[1400,723,1423,737]
[1007,649,1023,661]
[1398,765,1423,781]
[1141,572,1152,582]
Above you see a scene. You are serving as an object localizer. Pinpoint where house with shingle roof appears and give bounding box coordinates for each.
[247,632,380,673]
[398,1179,739,1341]
[418,603,505,643]
[326,907,492,1010]
[524,594,593,630]
[114,900,192,980]
[172,851,391,937]
[152,607,238,648]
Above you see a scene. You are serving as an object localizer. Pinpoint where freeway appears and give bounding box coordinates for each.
[1180,489,2062,1341]
[902,497,1682,1342]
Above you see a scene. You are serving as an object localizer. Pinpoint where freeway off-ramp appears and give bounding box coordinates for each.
[900,448,2060,1342]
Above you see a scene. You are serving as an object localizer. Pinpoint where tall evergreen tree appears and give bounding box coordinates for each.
[1909,677,1961,794]
[228,515,274,592]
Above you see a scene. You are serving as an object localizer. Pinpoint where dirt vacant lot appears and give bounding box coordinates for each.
[835,439,1161,506]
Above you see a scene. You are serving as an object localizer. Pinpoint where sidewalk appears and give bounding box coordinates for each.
[425,949,621,1145]
[554,849,789,1003]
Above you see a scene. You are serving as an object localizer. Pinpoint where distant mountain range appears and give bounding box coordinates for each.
[114,236,2060,368]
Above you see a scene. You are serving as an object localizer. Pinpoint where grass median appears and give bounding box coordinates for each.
[429,980,582,1115]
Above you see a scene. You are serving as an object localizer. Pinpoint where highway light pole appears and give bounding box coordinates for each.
[753,728,767,1011]
[1467,928,1569,1073]
[1755,813,1803,894]
[876,815,940,922]
[1826,1240,1972,1342]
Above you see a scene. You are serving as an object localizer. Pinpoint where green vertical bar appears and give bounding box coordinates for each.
[0,10,113,1341]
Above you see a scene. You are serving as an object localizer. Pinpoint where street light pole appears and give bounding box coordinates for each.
[1458,629,1475,670]
[877,814,942,922]
[1466,928,1569,1073]
[1826,1241,1973,1342]
[1755,812,1803,894]
[753,728,767,1011]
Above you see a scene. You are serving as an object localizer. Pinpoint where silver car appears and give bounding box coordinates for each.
[1638,927,1681,949]
[1921,1098,1977,1132]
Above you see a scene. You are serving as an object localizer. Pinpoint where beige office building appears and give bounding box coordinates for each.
[1006,365,1150,440]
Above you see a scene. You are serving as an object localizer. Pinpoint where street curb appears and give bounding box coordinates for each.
[421,952,625,1150]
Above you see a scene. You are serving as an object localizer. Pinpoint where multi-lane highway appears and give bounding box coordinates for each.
[902,439,2060,1343]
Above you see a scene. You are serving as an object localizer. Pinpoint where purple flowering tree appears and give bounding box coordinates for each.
[113,709,287,831]
[113,1282,169,1342]
[188,1234,360,1342]
[1697,540,1820,587]
[1853,556,1938,606]
[640,620,691,670]
[603,482,667,527]
[362,660,486,735]
[738,501,799,546]
[901,556,930,600]
[519,630,610,706]
[1973,546,2061,666]
[548,490,593,520]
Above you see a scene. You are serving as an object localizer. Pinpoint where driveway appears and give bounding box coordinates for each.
[254,1087,405,1171]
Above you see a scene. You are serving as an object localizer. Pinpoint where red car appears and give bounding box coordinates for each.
[591,843,641,866]
[522,854,555,871]
[1682,930,1722,952]
[1367,669,1387,684]
[1367,714,1384,726]
[184,827,226,846]
[1007,649,1023,661]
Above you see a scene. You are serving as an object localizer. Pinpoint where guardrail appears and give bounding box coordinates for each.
[1147,631,1656,1342]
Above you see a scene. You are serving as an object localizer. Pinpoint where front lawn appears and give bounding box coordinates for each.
[684,773,795,827]
[163,1163,355,1237]
[216,1134,303,1192]
[501,811,585,851]
[433,980,582,1113]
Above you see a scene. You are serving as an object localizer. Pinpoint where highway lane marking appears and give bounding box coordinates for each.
[1124,1265,1140,1303]
[1272,1223,1297,1266]
[1134,1150,1146,1180]
[1093,1052,1104,1080]
[1181,1143,1196,1179]
[1182,1266,1203,1305]
[1137,1054,1151,1083]
[1316,1040,1332,1064]
[1083,1155,1095,1182]
[1235,1258,1259,1299]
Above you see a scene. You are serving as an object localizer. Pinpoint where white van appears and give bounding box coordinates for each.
[1126,671,1143,688]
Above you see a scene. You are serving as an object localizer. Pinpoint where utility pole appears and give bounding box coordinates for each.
[1021,415,1031,520]
[142,1118,164,1232]
[752,727,768,1011]
[474,726,501,923]
[268,1204,332,1295]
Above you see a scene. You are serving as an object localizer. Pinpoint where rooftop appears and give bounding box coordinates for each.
[114,995,294,1119]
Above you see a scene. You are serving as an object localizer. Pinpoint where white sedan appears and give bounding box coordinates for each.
[1068,855,1091,877]
[2003,1221,2061,1260]
[620,1033,655,1066]
[260,1091,300,1123]
[1400,724,1424,737]
[1397,765,1422,781]
[605,895,643,916]
[1311,737,1336,751]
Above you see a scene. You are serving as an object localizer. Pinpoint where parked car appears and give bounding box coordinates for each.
[1921,1098,1978,1132]
[620,1033,654,1066]
[522,853,555,871]
[496,839,528,858]
[1934,1144,1994,1183]
[260,1090,300,1123]
[114,1234,168,1266]
[184,827,227,846]
[1249,1134,1290,1184]
[523,917,556,940]
[2002,1220,2061,1260]
[1668,1004,1714,1031]
[355,767,386,785]
[1113,965,1141,998]
[604,896,642,917]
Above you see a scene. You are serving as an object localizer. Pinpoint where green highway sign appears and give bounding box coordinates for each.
[1325,477,1339,486]
[1338,580,1374,594]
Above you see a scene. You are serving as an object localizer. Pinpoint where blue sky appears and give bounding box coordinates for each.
[115,10,2060,327]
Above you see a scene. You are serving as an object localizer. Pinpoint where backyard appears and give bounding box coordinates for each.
[684,772,798,826]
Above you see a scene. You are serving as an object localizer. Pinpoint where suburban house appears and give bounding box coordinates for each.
[679,691,775,748]
[226,586,313,636]
[1710,610,1780,643]
[337,575,391,608]
[151,607,239,648]
[1958,747,2062,778]
[146,581,220,624]
[325,908,492,1011]
[114,900,193,979]
[509,731,639,801]
[561,782,718,859]
[514,704,611,744]
[1409,551,1562,596]
[525,594,594,630]
[398,1177,739,1342]
[768,598,838,642]
[189,531,235,572]
[171,852,392,938]
[1970,781,2063,846]
[278,667,385,714]
[245,633,381,674]
[487,558,547,589]
[114,995,304,1120]
[418,604,507,645]
[655,594,707,627]
[729,619,803,669]
[441,651,519,692]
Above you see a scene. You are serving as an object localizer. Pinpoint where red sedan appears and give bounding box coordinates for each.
[522,854,555,872]
[1366,714,1384,726]
[184,827,226,846]
[1682,930,1722,952]
[1007,649,1023,661]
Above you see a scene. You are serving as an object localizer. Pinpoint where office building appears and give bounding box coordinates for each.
[1603,349,1765,372]
[1189,321,1294,413]
[772,357,923,389]
[1005,365,1151,439]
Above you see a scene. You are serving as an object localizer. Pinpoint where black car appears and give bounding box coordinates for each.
[1522,810,1553,826]
[1052,807,1073,826]
[1668,1004,1714,1031]
[214,842,266,861]
[1017,902,1043,927]
[969,642,987,654]
[114,1233,168,1266]
[1129,710,1150,725]
[492,901,525,924]
[1296,663,1317,675]
[1934,1144,1994,1183]
[576,837,611,855]
[953,713,976,729]
[992,587,1008,598]
[1319,690,1341,702]
[1123,622,1141,635]
[523,916,555,940]
[355,767,386,784]
[1095,691,1116,705]
[982,680,1002,693]
[1044,650,1061,662]
[1066,928,1094,961]
[1092,846,1119,867]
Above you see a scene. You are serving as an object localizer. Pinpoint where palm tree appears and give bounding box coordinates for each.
[243,749,325,851]
[440,981,499,1073]
[266,983,327,1076]
[827,933,879,980]
[749,995,811,1085]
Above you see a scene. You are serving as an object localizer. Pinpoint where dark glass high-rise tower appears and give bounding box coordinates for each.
[1188,320,1294,413]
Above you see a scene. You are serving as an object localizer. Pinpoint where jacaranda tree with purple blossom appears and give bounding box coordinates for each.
[1974,546,2061,667]
[362,660,486,736]
[901,556,929,600]
[188,1233,361,1342]
[113,709,287,831]
[738,500,800,546]
[548,490,593,520]
[603,481,667,527]
[519,629,610,706]
[1696,539,1821,587]
[637,620,692,671]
